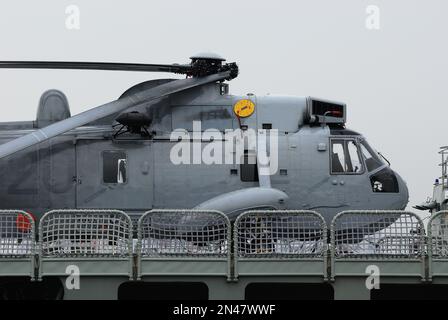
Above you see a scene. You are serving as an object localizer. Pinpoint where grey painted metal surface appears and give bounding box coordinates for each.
[75,140,154,210]
[36,90,71,128]
[193,187,288,219]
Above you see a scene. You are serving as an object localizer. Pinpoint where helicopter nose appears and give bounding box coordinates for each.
[370,167,409,210]
[395,170,409,210]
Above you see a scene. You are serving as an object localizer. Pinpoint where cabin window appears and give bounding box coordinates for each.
[103,151,127,184]
[240,153,259,182]
[330,139,363,174]
[360,140,384,172]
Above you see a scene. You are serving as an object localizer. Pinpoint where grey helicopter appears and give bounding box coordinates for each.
[0,53,409,237]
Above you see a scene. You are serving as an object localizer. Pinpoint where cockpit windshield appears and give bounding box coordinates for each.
[359,139,384,172]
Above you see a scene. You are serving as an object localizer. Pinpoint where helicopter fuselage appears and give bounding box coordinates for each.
[0,81,409,224]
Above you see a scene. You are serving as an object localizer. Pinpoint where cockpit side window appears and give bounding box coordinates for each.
[360,141,384,172]
[330,139,363,174]
[331,142,345,173]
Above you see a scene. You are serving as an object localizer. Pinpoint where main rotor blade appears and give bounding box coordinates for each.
[0,71,231,159]
[0,61,190,74]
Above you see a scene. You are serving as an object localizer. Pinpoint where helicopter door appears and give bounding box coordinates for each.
[75,140,153,210]
[330,138,365,205]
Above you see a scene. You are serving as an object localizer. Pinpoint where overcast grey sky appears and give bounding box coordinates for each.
[0,0,446,217]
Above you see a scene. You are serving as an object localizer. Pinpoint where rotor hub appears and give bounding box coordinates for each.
[185,52,238,80]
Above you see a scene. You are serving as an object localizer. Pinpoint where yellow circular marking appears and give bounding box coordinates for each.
[233,99,255,118]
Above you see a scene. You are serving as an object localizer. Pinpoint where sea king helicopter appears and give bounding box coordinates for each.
[0,53,409,227]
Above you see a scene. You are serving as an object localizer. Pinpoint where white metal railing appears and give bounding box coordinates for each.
[0,209,443,281]
[0,210,35,257]
[331,210,425,259]
[138,209,230,257]
[234,210,327,258]
[39,210,132,258]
